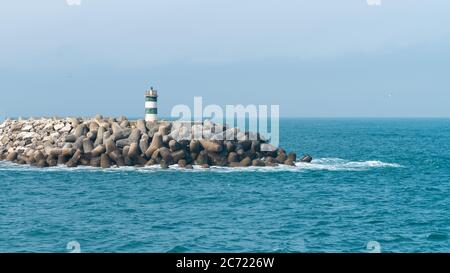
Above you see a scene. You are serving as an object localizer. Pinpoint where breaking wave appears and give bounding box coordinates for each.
[295,158,403,171]
[0,158,403,173]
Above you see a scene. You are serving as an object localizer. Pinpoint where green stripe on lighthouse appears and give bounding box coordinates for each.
[146,96,157,102]
[146,108,158,114]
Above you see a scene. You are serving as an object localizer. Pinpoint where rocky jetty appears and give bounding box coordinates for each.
[0,116,312,169]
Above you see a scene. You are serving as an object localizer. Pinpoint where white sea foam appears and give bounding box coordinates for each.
[295,158,402,171]
[0,158,403,173]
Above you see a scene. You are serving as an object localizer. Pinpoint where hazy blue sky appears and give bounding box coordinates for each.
[1,0,449,118]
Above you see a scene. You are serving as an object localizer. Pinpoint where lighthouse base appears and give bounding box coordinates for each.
[145,114,157,122]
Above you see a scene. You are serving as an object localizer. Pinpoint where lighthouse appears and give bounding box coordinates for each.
[145,87,158,122]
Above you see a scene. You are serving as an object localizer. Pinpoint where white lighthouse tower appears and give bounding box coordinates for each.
[145,87,158,122]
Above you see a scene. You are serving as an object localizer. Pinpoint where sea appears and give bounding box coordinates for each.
[0,118,449,253]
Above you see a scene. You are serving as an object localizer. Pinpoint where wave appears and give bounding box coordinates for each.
[0,158,403,173]
[295,158,403,171]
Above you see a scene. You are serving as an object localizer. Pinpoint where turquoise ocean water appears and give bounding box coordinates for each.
[0,119,449,252]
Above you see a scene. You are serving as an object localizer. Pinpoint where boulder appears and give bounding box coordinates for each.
[122,145,130,158]
[57,155,68,165]
[105,137,116,154]
[73,136,84,151]
[261,143,277,153]
[199,140,223,153]
[284,159,296,166]
[160,160,170,169]
[225,141,235,152]
[195,150,209,165]
[21,124,33,132]
[139,134,149,157]
[124,155,133,166]
[275,152,287,164]
[300,154,313,163]
[36,159,48,168]
[228,162,240,167]
[17,132,39,140]
[80,155,91,166]
[109,150,125,166]
[34,151,45,162]
[116,139,131,149]
[17,156,27,164]
[128,128,142,144]
[82,138,94,154]
[49,148,63,157]
[244,150,257,160]
[136,119,147,134]
[6,151,18,161]
[178,159,187,168]
[158,124,171,136]
[74,124,86,138]
[265,156,275,164]
[111,122,122,135]
[64,134,77,143]
[190,153,198,162]
[151,149,161,162]
[146,123,159,138]
[89,121,99,134]
[252,159,266,167]
[169,140,182,152]
[120,120,129,128]
[112,128,131,141]
[208,153,227,166]
[1,136,9,145]
[100,154,111,168]
[102,131,111,145]
[159,147,173,164]
[145,133,163,158]
[66,150,82,168]
[128,143,140,160]
[146,159,157,166]
[53,123,65,131]
[225,128,238,141]
[47,156,58,167]
[287,152,297,162]
[69,117,80,128]
[227,152,239,163]
[118,116,128,123]
[239,140,252,151]
[135,156,147,166]
[91,145,106,157]
[61,148,74,157]
[162,135,172,145]
[185,154,194,165]
[239,157,252,167]
[86,131,96,141]
[94,126,105,147]
[251,141,261,153]
[236,148,245,157]
[171,126,191,141]
[171,150,185,162]
[189,140,200,154]
[60,124,72,133]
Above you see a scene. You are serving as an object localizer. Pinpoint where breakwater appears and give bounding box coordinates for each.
[0,116,312,169]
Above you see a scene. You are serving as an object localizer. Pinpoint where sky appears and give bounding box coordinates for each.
[1,0,450,118]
